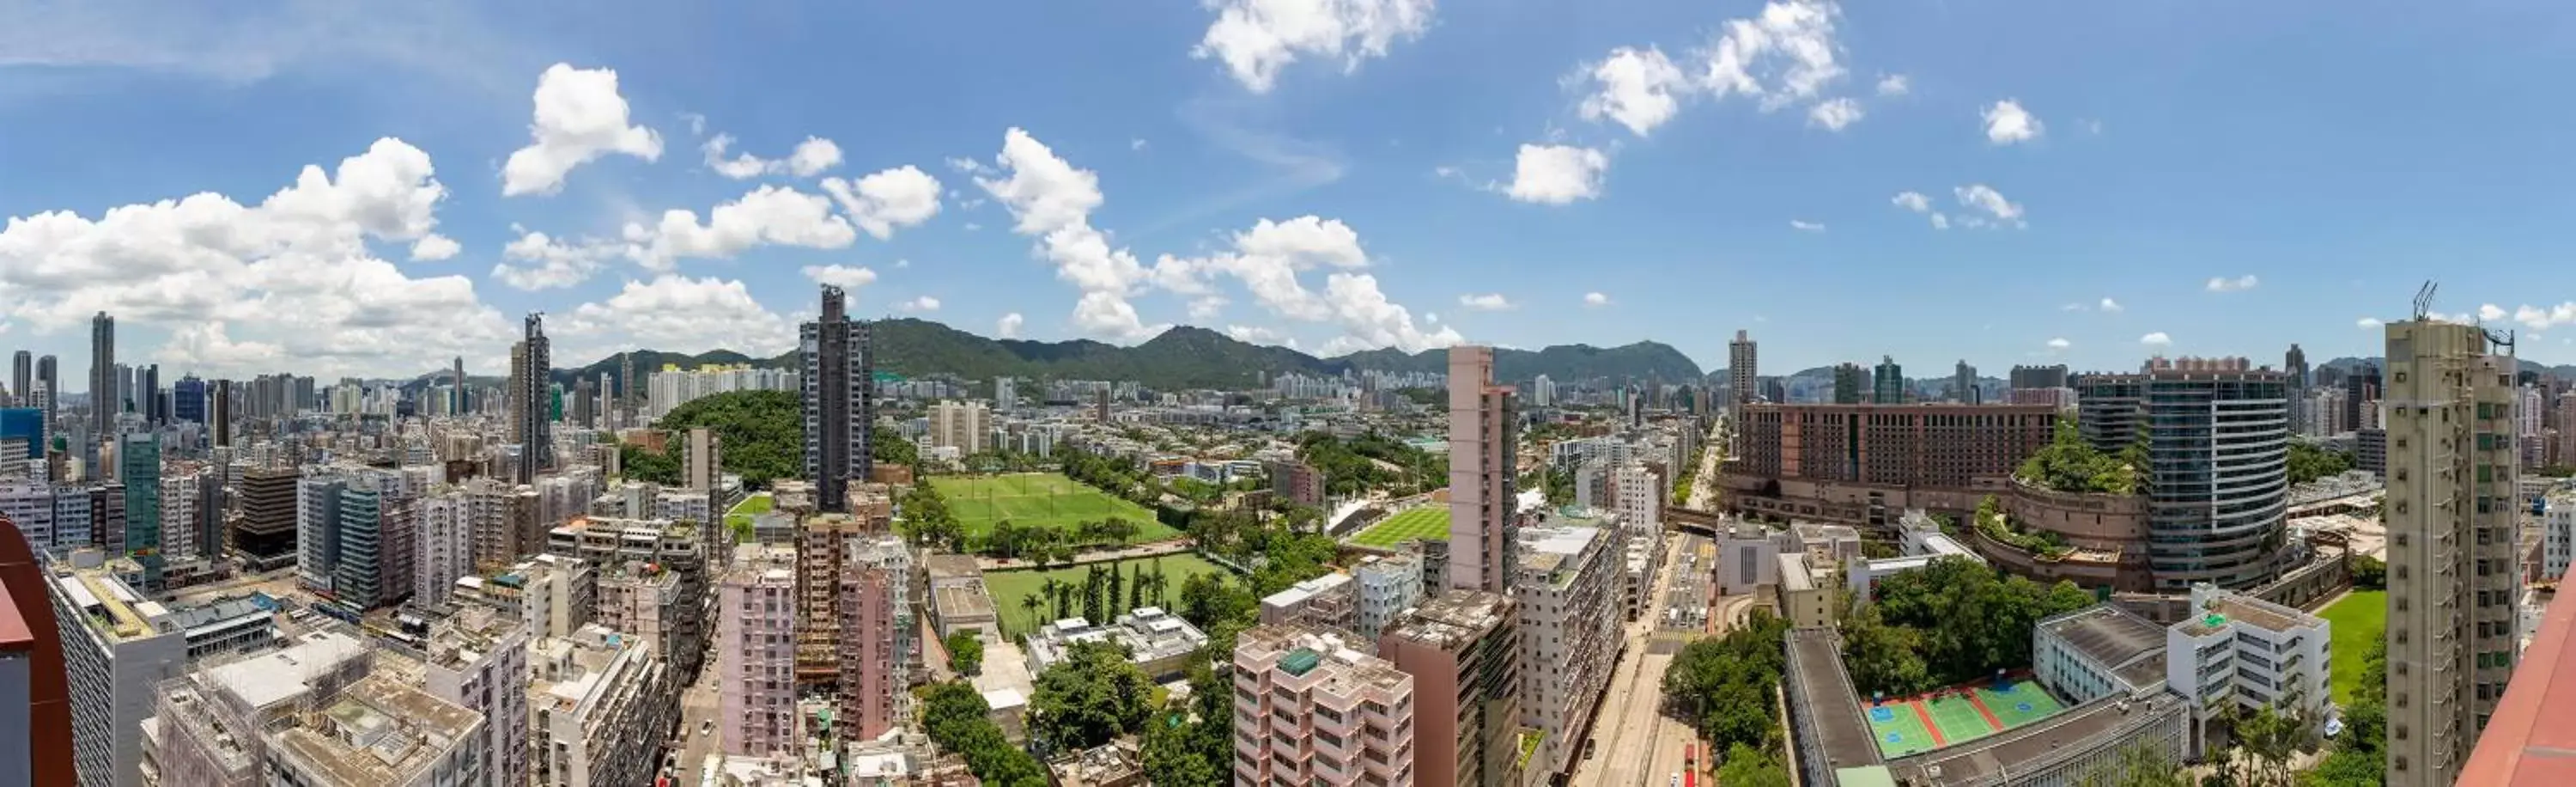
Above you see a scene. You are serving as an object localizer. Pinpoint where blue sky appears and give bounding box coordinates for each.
[4,0,2576,387]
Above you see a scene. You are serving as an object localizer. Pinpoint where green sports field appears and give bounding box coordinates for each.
[983,553,1233,637]
[1865,674,2067,758]
[1352,507,1450,547]
[929,473,1177,544]
[724,492,774,540]
[2322,590,2387,704]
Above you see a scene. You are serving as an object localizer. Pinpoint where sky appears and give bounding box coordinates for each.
[5,0,2576,389]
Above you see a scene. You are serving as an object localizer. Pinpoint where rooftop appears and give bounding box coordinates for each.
[202,631,372,711]
[270,675,482,786]
[1884,692,2188,784]
[2195,589,2324,636]
[1783,627,1881,772]
[1382,589,1512,650]
[2038,604,2169,692]
[1261,571,1353,609]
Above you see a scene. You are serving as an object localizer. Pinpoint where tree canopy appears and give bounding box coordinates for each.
[920,681,1049,786]
[2016,418,2142,495]
[1842,556,2095,696]
[2287,441,2357,485]
[1029,641,1157,752]
[1296,431,1446,497]
[654,389,803,488]
[1662,610,1794,753]
[945,631,984,676]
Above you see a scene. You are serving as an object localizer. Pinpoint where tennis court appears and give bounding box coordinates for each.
[1864,673,2069,758]
[1863,700,1943,757]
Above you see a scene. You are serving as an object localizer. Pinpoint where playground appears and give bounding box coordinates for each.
[1861,673,2069,758]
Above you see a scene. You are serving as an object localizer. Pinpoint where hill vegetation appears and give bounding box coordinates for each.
[619,389,915,489]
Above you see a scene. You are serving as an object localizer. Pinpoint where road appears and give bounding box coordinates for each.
[1688,420,1728,509]
[1574,531,1716,787]
[674,638,724,776]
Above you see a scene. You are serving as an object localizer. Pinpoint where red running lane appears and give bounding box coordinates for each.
[1910,702,1948,747]
[1966,692,2006,731]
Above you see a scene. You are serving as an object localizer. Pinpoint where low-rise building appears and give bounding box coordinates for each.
[2166,584,2333,749]
[1260,571,1357,631]
[530,623,678,787]
[1048,740,1146,787]
[2032,603,2169,705]
[266,674,487,786]
[1774,552,1833,629]
[1024,607,1207,682]
[1352,553,1424,639]
[926,554,999,643]
[1231,625,1415,787]
[139,631,373,787]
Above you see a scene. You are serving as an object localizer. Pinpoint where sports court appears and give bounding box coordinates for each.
[1862,674,2068,758]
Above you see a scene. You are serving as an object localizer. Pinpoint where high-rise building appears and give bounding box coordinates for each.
[801,285,873,512]
[928,400,990,454]
[510,314,552,484]
[88,313,113,432]
[684,427,724,492]
[1378,590,1518,787]
[136,365,159,425]
[48,553,193,787]
[2009,363,2070,391]
[1445,346,1517,595]
[234,468,298,570]
[1231,624,1417,786]
[1832,363,1866,405]
[208,378,229,447]
[835,534,912,744]
[1872,356,1905,404]
[720,546,799,756]
[172,376,205,425]
[118,433,161,591]
[2345,364,2382,436]
[1953,360,1979,404]
[994,376,1017,412]
[2076,358,2291,591]
[453,356,468,416]
[2382,316,2521,785]
[1729,330,1758,410]
[9,351,27,407]
[1731,403,2057,489]
[35,355,57,430]
[1514,521,1620,776]
[2286,343,2311,389]
[422,605,529,787]
[0,515,77,785]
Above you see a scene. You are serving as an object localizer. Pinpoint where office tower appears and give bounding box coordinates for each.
[571,376,596,428]
[720,546,799,755]
[510,314,552,484]
[621,351,637,407]
[2383,316,2520,785]
[929,400,990,453]
[1953,360,1979,404]
[171,376,204,425]
[34,355,56,429]
[1729,329,1759,410]
[1832,363,1866,404]
[117,433,161,591]
[88,313,112,430]
[1232,624,1417,786]
[2345,364,2382,436]
[1379,591,1517,787]
[136,365,158,425]
[234,468,297,570]
[800,285,872,511]
[2286,343,2310,389]
[209,379,230,447]
[9,351,27,407]
[1446,345,1517,595]
[2077,358,2291,591]
[1872,355,1905,404]
[684,428,723,492]
[453,356,467,415]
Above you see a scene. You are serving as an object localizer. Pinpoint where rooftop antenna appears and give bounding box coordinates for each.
[2412,281,2437,322]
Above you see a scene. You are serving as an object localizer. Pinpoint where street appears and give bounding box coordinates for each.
[1573,530,1715,787]
[674,639,723,776]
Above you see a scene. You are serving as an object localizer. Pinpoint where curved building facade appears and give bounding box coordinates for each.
[2081,358,2291,590]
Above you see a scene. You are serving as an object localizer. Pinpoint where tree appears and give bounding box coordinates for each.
[921,681,1051,786]
[945,631,986,676]
[656,389,802,488]
[2287,441,2357,485]
[1845,556,2095,694]
[2075,741,2191,787]
[1019,593,1043,631]
[1176,572,1255,631]
[1030,641,1155,752]
[1661,610,1793,753]
[1714,744,1792,787]
[2351,554,2386,590]
[618,442,682,485]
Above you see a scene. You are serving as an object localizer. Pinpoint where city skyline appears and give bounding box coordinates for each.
[6,3,2576,381]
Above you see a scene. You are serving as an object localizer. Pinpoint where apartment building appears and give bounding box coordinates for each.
[836,534,914,743]
[1261,571,1357,631]
[596,559,688,670]
[2166,585,2332,739]
[50,553,192,787]
[453,553,596,642]
[1351,554,1425,639]
[530,623,679,787]
[2545,491,2574,582]
[720,545,800,756]
[422,604,531,787]
[1447,346,1519,595]
[1729,402,2057,488]
[929,400,992,454]
[1231,624,1417,786]
[2383,317,2523,785]
[1378,590,1518,787]
[1514,521,1619,777]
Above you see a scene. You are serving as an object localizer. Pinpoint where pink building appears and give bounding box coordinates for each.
[1447,345,1517,594]
[720,546,800,756]
[1232,624,1415,786]
[835,536,911,743]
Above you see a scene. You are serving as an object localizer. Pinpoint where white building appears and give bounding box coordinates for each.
[531,624,679,787]
[1846,530,1983,602]
[929,400,992,455]
[2033,604,2170,705]
[2166,585,2333,738]
[50,552,191,787]
[0,482,94,554]
[1714,522,1779,595]
[2546,491,2575,582]
[138,631,373,787]
[1260,572,1356,631]
[1351,553,1424,639]
[416,492,475,607]
[422,604,532,787]
[1513,519,1620,777]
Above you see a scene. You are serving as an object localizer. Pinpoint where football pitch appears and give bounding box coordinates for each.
[1863,674,2068,758]
[928,473,1176,544]
[1352,507,1449,547]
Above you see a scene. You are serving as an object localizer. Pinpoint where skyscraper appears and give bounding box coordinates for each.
[1953,360,1979,404]
[118,432,161,591]
[801,285,873,512]
[137,364,159,425]
[88,313,112,430]
[10,351,27,406]
[1445,345,1517,595]
[1728,329,1758,409]
[1872,355,1905,404]
[34,355,56,428]
[453,356,467,416]
[2383,317,2521,785]
[210,379,231,448]
[2285,343,2310,389]
[1832,363,1866,405]
[510,314,551,484]
[172,376,205,425]
[2076,357,2291,591]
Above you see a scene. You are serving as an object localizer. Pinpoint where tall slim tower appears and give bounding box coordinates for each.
[1445,345,1517,594]
[1953,360,1978,404]
[453,356,466,415]
[2285,343,2311,389]
[34,355,56,428]
[2383,316,2520,785]
[1728,330,1758,408]
[9,350,27,406]
[120,432,162,591]
[802,285,873,512]
[1873,355,1905,404]
[511,314,552,483]
[88,312,113,430]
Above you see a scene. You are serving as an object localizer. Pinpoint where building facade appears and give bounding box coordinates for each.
[1729,403,2057,489]
[1231,624,1417,786]
[800,285,874,513]
[1378,590,1517,787]
[2078,358,2293,590]
[1445,346,1517,595]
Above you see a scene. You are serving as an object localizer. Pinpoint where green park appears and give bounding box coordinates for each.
[928,472,1177,543]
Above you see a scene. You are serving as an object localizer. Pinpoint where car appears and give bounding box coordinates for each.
[1670,772,1681,787]
[702,720,715,735]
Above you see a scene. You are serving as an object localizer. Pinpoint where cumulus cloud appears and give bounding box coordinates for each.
[800,265,878,290]
[1577,46,1691,137]
[818,165,944,240]
[996,313,1025,339]
[1982,99,2043,145]
[2479,303,2508,322]
[2140,332,2172,347]
[1504,144,1608,204]
[2356,317,2382,329]
[501,64,664,197]
[620,186,857,270]
[0,137,512,377]
[1875,74,1909,96]
[2046,337,2071,350]
[1952,184,2026,229]
[1891,190,1947,229]
[1789,220,1826,232]
[896,296,941,313]
[1807,98,1862,131]
[1226,325,1300,348]
[2099,297,2123,313]
[2205,275,2259,293]
[703,134,845,179]
[1151,216,1460,352]
[974,127,1157,339]
[1194,0,1436,94]
[491,229,619,290]
[559,275,795,357]
[1583,292,1612,307]
[409,234,460,262]
[1458,293,1516,311]
[2512,302,2576,331]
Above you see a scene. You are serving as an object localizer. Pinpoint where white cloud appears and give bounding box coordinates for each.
[2205,274,2259,293]
[0,137,512,378]
[1699,0,1846,109]
[1225,325,1297,347]
[1458,293,1516,311]
[818,165,944,240]
[1953,184,2026,229]
[1874,73,1909,96]
[1194,0,1436,94]
[409,234,460,262]
[702,134,845,180]
[2061,302,2086,312]
[501,64,664,197]
[2140,332,2172,347]
[975,128,1154,339]
[2356,317,2382,329]
[1132,138,1149,151]
[620,186,857,270]
[491,229,618,290]
[1151,216,1458,352]
[800,265,878,290]
[945,156,992,176]
[1504,144,1608,204]
[2512,302,2576,331]
[1188,296,1230,320]
[1583,291,1612,307]
[1789,219,1826,232]
[2479,303,2507,322]
[2099,297,2123,313]
[996,313,1025,339]
[896,296,941,313]
[1577,46,1691,137]
[2045,337,2071,350]
[559,275,794,357]
[1890,190,1948,229]
[1981,99,2043,145]
[1806,97,1862,131]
